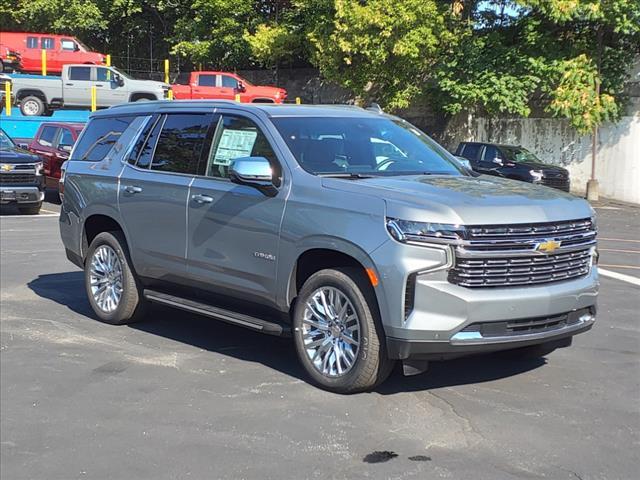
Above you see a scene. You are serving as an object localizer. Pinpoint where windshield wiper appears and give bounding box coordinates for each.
[318,172,375,179]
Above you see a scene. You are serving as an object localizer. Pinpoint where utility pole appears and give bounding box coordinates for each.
[586,28,603,202]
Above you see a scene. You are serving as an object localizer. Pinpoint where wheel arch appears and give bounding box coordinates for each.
[15,89,47,103]
[129,92,158,102]
[283,241,387,325]
[81,213,127,260]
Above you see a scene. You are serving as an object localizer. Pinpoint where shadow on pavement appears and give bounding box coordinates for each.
[28,271,546,392]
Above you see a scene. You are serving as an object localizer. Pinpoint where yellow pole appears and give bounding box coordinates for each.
[106,54,111,80]
[164,59,169,84]
[4,81,11,116]
[41,49,47,76]
[235,93,241,102]
[91,86,97,112]
[296,97,301,105]
[168,89,174,100]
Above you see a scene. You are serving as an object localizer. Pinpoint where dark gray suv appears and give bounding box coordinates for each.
[59,101,598,393]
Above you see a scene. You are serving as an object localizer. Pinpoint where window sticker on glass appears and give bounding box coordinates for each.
[213,129,258,166]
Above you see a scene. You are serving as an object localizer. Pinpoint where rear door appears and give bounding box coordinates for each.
[186,112,287,304]
[191,74,220,99]
[64,66,93,106]
[118,112,214,280]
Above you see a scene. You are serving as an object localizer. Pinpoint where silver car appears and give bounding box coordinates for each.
[59,101,598,393]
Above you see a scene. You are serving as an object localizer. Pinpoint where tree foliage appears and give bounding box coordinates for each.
[2,0,638,133]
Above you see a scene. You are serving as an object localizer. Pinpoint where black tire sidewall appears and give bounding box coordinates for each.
[84,231,140,324]
[293,268,380,392]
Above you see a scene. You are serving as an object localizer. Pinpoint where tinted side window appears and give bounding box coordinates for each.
[41,38,55,49]
[129,115,162,168]
[59,129,74,148]
[150,114,213,174]
[205,115,278,180]
[72,116,136,162]
[198,75,216,87]
[221,75,238,88]
[460,144,481,160]
[38,126,59,147]
[69,67,91,81]
[482,145,502,162]
[27,37,38,49]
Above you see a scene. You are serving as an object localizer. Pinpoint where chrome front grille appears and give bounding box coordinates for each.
[450,218,596,288]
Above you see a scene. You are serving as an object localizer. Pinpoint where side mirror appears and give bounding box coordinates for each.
[115,74,124,87]
[492,157,503,166]
[236,81,246,92]
[60,145,72,153]
[229,157,275,194]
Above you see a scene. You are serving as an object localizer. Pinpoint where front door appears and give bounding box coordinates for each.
[186,113,288,304]
[477,145,506,175]
[118,112,213,280]
[94,67,128,106]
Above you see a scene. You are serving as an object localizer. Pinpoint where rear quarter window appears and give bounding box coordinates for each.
[71,116,137,162]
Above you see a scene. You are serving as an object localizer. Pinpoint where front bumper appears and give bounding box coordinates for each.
[369,239,598,360]
[387,306,595,360]
[0,186,45,205]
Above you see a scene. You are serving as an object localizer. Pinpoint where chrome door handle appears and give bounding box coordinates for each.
[124,185,142,194]
[191,194,213,204]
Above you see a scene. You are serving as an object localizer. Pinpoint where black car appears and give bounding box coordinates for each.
[0,128,45,214]
[455,142,570,191]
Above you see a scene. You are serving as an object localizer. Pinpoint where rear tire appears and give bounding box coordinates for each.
[293,267,394,393]
[85,231,147,325]
[20,96,45,116]
[17,202,41,215]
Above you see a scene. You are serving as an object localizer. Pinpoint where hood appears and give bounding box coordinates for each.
[321,174,592,225]
[0,147,40,164]
[251,85,286,96]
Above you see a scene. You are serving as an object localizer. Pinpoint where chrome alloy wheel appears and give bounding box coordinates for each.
[89,245,123,313]
[302,287,360,377]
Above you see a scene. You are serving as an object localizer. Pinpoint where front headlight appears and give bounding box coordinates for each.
[530,169,544,181]
[386,218,465,243]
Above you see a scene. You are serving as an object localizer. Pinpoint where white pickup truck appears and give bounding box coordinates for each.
[11,65,170,116]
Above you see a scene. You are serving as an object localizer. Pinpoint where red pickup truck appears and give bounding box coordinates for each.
[172,71,286,103]
[28,122,84,196]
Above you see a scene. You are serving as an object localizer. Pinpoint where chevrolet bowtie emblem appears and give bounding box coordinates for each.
[536,240,561,253]
[1,164,14,172]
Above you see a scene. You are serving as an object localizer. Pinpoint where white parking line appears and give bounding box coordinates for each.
[599,268,640,287]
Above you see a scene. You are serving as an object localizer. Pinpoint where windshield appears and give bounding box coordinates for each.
[500,146,540,163]
[111,67,133,80]
[272,116,464,177]
[0,129,15,149]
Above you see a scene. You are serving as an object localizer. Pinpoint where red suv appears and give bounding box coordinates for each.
[28,122,84,195]
[0,32,106,74]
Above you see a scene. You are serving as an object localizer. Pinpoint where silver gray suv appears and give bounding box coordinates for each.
[59,101,598,393]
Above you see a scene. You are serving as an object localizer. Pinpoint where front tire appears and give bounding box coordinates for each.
[85,231,146,325]
[293,267,393,393]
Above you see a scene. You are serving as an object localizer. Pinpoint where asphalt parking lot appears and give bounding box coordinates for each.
[1,198,639,480]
